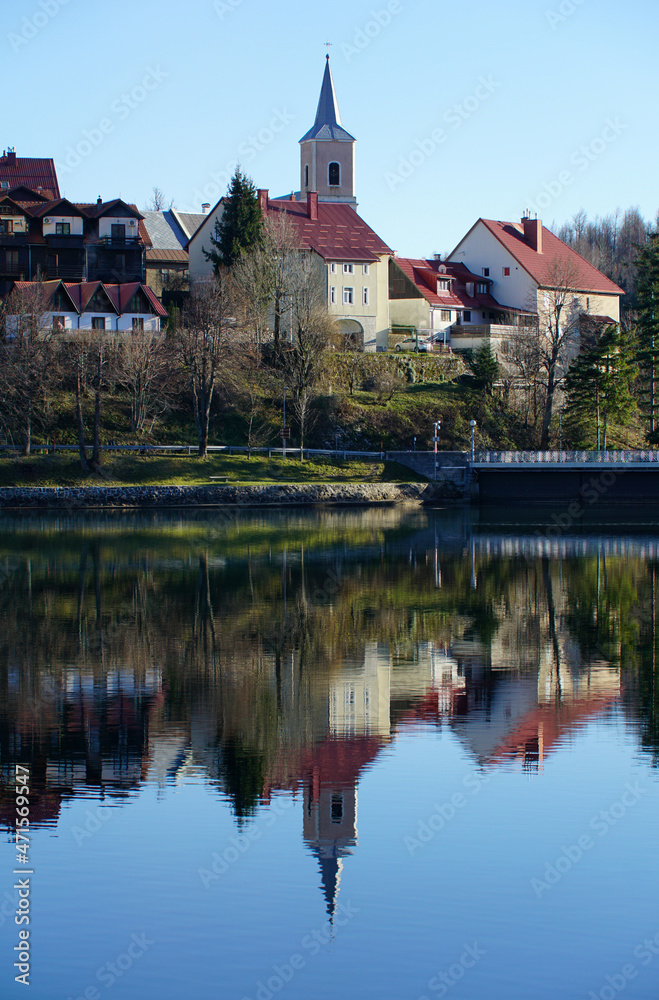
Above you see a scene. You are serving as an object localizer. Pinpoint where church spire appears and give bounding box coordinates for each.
[299,55,356,143]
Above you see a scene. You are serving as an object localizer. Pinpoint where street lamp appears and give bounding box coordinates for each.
[469,419,476,462]
[282,387,288,459]
[433,420,441,481]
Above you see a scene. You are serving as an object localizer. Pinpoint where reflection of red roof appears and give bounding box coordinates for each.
[266,195,392,263]
[469,219,624,295]
[301,734,388,791]
[487,695,619,766]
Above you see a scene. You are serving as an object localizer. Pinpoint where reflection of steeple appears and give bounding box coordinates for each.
[316,853,344,922]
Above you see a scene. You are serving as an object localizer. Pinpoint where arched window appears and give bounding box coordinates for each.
[304,164,309,188]
[328,162,340,187]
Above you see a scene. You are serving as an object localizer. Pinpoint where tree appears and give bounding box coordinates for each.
[277,252,334,457]
[535,257,582,448]
[65,331,116,473]
[176,276,235,457]
[232,212,299,351]
[115,329,172,434]
[564,325,635,448]
[145,186,170,211]
[0,279,54,456]
[467,342,500,395]
[203,168,263,273]
[635,231,659,442]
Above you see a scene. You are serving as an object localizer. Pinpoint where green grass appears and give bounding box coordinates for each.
[0,454,428,488]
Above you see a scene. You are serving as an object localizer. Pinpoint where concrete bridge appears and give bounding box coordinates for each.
[387,450,659,502]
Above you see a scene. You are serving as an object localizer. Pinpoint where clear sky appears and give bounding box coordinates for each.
[4,0,656,257]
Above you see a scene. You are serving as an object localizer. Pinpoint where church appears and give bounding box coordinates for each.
[187,56,394,351]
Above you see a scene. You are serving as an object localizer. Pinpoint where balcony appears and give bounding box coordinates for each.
[46,235,85,250]
[94,235,142,247]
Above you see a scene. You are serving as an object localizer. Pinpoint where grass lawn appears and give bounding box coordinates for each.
[0,453,428,488]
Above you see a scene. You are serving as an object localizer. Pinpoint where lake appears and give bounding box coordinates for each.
[1,505,659,1000]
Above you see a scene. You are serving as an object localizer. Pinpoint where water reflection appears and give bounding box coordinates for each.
[1,509,658,887]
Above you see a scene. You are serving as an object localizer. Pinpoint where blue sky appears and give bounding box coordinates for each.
[5,0,655,257]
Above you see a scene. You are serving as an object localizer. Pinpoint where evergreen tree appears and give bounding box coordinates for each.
[564,325,635,449]
[467,343,500,395]
[203,168,263,272]
[635,231,659,442]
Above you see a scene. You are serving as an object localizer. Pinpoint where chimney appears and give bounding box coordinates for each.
[201,203,210,214]
[97,196,103,206]
[307,191,318,220]
[289,192,296,202]
[7,148,16,165]
[523,216,543,254]
[433,253,441,261]
[257,189,268,213]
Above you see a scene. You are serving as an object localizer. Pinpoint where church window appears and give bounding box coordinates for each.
[304,164,309,188]
[331,794,344,823]
[328,161,340,187]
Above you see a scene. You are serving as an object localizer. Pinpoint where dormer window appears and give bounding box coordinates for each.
[476,282,488,294]
[56,222,70,235]
[328,162,341,187]
[111,224,125,240]
[437,279,449,291]
[0,219,13,234]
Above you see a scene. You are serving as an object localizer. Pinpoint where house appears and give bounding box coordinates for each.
[187,57,393,350]
[0,191,148,296]
[449,216,624,348]
[142,210,190,298]
[0,147,60,199]
[7,279,167,333]
[389,256,535,351]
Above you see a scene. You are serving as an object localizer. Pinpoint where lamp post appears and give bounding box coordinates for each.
[433,420,441,481]
[469,419,476,462]
[282,387,287,459]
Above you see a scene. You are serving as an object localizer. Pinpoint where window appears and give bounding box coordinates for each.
[586,297,590,310]
[482,311,487,319]
[343,263,354,274]
[0,219,14,234]
[330,286,336,304]
[440,309,451,322]
[132,317,144,332]
[304,164,309,188]
[111,224,125,239]
[51,315,65,330]
[160,268,170,282]
[363,264,369,275]
[92,317,106,331]
[5,250,18,269]
[482,267,490,277]
[363,287,369,306]
[503,266,510,276]
[0,181,8,189]
[476,282,488,294]
[328,161,340,186]
[330,262,336,274]
[437,279,450,291]
[330,793,344,823]
[56,222,70,235]
[343,287,354,305]
[463,310,472,322]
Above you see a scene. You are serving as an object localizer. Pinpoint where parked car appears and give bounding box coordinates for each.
[394,337,431,352]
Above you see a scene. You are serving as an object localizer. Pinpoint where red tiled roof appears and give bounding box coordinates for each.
[394,257,533,314]
[0,153,60,200]
[475,219,624,295]
[266,196,392,262]
[13,280,167,319]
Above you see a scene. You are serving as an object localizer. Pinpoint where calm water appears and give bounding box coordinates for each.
[2,506,659,999]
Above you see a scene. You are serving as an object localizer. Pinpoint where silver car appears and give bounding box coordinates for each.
[394,337,431,352]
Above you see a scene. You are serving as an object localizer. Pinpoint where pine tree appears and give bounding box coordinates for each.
[635,231,659,442]
[467,343,500,395]
[564,325,635,449]
[203,168,263,272]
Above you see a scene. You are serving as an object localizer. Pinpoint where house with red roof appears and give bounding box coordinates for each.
[389,255,535,351]
[7,279,167,334]
[449,216,624,349]
[0,190,148,297]
[0,147,60,200]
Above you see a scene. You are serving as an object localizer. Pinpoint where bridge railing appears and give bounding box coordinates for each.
[475,450,659,464]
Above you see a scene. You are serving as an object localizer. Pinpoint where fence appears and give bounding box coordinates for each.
[475,450,659,464]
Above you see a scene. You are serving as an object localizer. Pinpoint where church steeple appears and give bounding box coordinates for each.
[299,55,357,207]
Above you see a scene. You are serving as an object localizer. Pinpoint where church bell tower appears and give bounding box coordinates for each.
[299,55,357,208]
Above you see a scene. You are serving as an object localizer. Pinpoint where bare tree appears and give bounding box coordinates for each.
[65,331,116,473]
[535,257,582,447]
[176,275,235,457]
[278,252,334,457]
[116,329,172,434]
[145,186,171,212]
[0,280,54,456]
[232,213,300,350]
